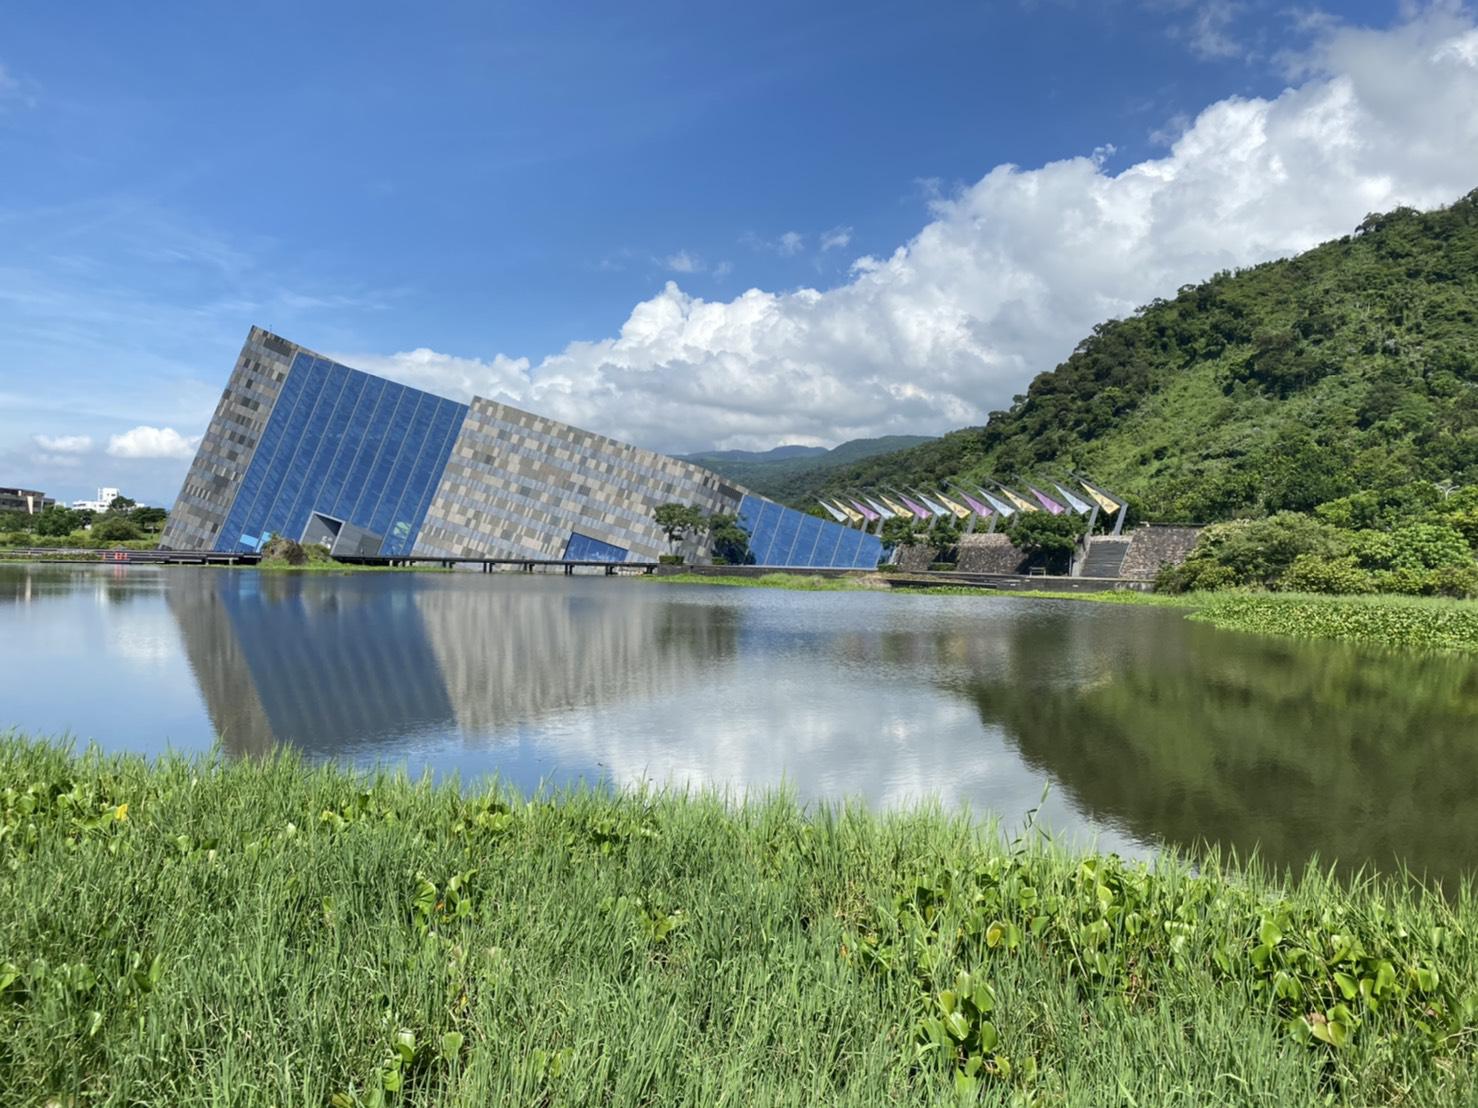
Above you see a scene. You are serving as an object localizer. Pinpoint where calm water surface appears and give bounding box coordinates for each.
[3,563,1477,882]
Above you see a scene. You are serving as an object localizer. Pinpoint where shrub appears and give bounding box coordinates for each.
[1372,567,1433,596]
[1173,513,1346,590]
[1347,529,1400,570]
[91,515,143,542]
[1279,555,1374,595]
[260,537,307,566]
[303,543,334,564]
[4,531,30,546]
[1390,523,1472,571]
[1426,564,1478,600]
[658,554,685,565]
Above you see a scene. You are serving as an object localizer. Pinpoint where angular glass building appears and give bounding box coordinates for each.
[162,327,883,569]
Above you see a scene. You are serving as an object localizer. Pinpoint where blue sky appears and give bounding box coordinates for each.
[3,1,1476,504]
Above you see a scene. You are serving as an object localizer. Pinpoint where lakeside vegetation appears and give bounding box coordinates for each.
[2,738,1476,1105]
[0,497,165,550]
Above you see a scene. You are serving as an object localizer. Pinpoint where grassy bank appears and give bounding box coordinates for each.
[3,739,1476,1105]
[257,560,449,574]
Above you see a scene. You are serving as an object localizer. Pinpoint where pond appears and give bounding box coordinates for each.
[3,563,1476,883]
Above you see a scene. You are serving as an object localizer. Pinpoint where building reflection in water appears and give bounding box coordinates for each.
[165,572,740,760]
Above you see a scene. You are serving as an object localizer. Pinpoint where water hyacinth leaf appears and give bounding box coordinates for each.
[394,1029,417,1064]
[1334,972,1358,1000]
[1259,919,1283,947]
[1375,961,1397,995]
[972,981,995,1014]
[944,1011,971,1041]
[441,1030,464,1061]
[1411,966,1440,992]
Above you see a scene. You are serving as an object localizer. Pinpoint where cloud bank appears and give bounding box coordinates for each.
[350,9,1478,455]
[106,426,202,459]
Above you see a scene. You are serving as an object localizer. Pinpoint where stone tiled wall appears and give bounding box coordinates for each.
[893,544,940,572]
[1121,525,1202,579]
[159,328,297,550]
[954,533,1031,574]
[415,398,746,561]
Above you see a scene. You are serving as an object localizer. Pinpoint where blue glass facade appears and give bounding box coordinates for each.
[736,494,882,569]
[564,531,629,562]
[216,353,467,556]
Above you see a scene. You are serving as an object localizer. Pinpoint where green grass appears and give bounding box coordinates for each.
[256,560,449,574]
[3,737,1476,1105]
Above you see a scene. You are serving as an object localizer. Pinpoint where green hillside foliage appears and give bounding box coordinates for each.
[688,435,934,498]
[791,191,1478,522]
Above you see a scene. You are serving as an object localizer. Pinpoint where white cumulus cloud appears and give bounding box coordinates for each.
[351,9,1478,455]
[32,433,93,454]
[106,426,203,459]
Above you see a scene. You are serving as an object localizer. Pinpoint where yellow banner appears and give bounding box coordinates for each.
[999,487,1038,513]
[880,495,910,518]
[935,492,973,520]
[1079,482,1121,514]
[834,499,865,525]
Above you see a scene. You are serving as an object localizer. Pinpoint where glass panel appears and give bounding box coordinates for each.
[372,392,438,547]
[564,531,628,562]
[764,506,803,566]
[791,516,823,567]
[328,375,389,521]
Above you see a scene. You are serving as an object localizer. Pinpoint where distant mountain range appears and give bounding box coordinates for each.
[682,436,936,499]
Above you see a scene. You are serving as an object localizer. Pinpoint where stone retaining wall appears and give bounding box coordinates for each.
[955,533,1031,574]
[1121,525,1202,580]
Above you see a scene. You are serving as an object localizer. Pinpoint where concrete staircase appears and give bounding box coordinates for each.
[1078,537,1130,578]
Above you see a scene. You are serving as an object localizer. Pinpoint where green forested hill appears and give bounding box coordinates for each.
[793,191,1478,522]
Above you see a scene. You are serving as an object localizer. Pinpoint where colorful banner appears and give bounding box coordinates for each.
[953,488,994,517]
[879,495,911,519]
[934,491,974,520]
[896,493,932,520]
[834,499,866,526]
[997,486,1039,514]
[1052,482,1093,515]
[1076,479,1121,514]
[849,498,880,523]
[977,488,1016,517]
[1026,484,1067,515]
[912,491,951,518]
[816,499,848,523]
[863,495,896,519]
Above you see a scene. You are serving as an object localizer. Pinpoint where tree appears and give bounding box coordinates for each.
[108,495,137,513]
[1006,512,1085,574]
[33,506,81,537]
[132,506,168,532]
[653,503,705,552]
[881,515,923,550]
[92,515,143,542]
[706,512,752,565]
